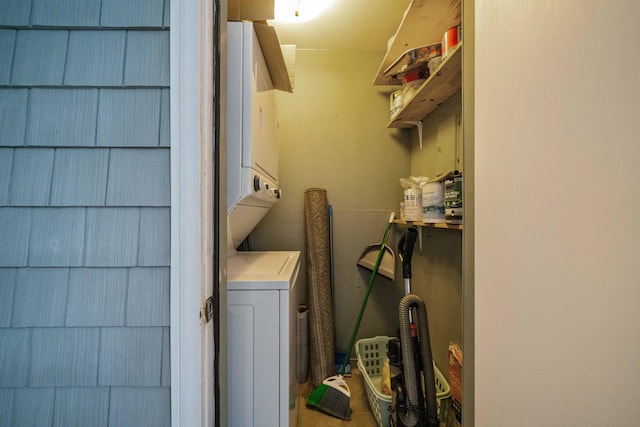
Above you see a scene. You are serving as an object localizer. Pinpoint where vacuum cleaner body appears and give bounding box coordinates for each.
[390,228,439,427]
[390,297,439,427]
[389,334,427,427]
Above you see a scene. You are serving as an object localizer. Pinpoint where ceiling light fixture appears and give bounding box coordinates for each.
[272,0,335,23]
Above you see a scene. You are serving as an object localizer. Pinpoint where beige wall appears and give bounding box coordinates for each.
[474,1,640,425]
[251,47,463,376]
[409,92,464,372]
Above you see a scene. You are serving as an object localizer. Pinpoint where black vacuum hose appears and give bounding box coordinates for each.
[398,294,439,427]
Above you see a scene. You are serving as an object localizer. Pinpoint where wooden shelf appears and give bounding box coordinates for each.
[394,219,462,230]
[373,0,461,86]
[386,43,461,128]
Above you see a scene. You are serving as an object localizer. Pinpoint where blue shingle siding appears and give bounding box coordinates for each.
[0,30,16,84]
[50,148,110,206]
[97,89,162,147]
[0,328,29,386]
[0,89,28,146]
[0,0,30,26]
[28,208,86,266]
[161,326,170,386]
[108,387,171,427]
[65,268,128,326]
[163,0,170,27]
[22,88,174,147]
[0,149,12,204]
[12,268,69,327]
[30,328,100,386]
[31,0,101,27]
[101,0,166,28]
[26,89,99,147]
[52,387,111,427]
[0,268,16,327]
[8,147,54,206]
[65,31,126,86]
[99,327,164,386]
[106,148,170,206]
[126,267,170,326]
[160,88,170,146]
[84,208,140,266]
[124,31,170,86]
[1,0,171,423]
[0,208,30,266]
[0,388,14,427]
[138,208,171,266]
[12,387,56,426]
[11,30,68,86]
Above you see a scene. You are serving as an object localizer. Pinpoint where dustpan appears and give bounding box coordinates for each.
[356,213,396,280]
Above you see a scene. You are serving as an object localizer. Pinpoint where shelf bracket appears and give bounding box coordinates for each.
[404,121,423,149]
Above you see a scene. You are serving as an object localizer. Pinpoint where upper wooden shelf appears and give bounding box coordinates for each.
[373,0,461,86]
[386,43,461,128]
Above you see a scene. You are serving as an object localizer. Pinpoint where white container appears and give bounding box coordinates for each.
[402,78,425,102]
[403,188,422,221]
[389,90,403,117]
[422,182,445,223]
[428,56,443,76]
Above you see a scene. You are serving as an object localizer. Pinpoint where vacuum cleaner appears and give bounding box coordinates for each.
[389,227,439,427]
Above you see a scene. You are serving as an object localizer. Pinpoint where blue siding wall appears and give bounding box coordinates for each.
[0,1,171,425]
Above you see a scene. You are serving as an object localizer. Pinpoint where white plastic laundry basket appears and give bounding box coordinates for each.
[356,336,451,427]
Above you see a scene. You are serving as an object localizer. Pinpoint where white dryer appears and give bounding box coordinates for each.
[227,21,281,249]
[227,250,301,427]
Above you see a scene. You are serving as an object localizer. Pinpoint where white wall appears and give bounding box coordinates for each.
[475,1,640,425]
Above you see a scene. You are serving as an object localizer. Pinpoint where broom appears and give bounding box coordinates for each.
[306,212,396,420]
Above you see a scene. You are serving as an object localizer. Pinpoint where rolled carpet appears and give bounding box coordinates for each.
[304,188,335,386]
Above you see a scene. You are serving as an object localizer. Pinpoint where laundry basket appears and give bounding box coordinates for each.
[356,336,451,427]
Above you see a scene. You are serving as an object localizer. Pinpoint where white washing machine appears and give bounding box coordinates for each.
[227,250,301,427]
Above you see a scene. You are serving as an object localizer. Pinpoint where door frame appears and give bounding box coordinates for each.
[170,0,225,425]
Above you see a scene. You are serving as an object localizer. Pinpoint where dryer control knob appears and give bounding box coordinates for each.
[253,175,261,192]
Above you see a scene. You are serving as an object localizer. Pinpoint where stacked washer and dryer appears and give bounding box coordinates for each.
[226,21,300,427]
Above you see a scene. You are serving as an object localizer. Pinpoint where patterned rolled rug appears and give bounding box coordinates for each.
[304,188,335,386]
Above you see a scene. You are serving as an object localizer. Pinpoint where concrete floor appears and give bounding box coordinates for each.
[297,368,379,427]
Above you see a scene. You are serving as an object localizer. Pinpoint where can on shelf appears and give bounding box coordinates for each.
[442,25,461,58]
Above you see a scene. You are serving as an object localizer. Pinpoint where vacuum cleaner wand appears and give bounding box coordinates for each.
[398,228,419,315]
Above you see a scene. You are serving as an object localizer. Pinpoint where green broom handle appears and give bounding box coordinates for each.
[339,212,395,375]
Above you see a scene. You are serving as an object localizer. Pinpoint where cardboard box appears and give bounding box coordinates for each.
[448,342,463,427]
[228,0,274,22]
[253,23,293,93]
